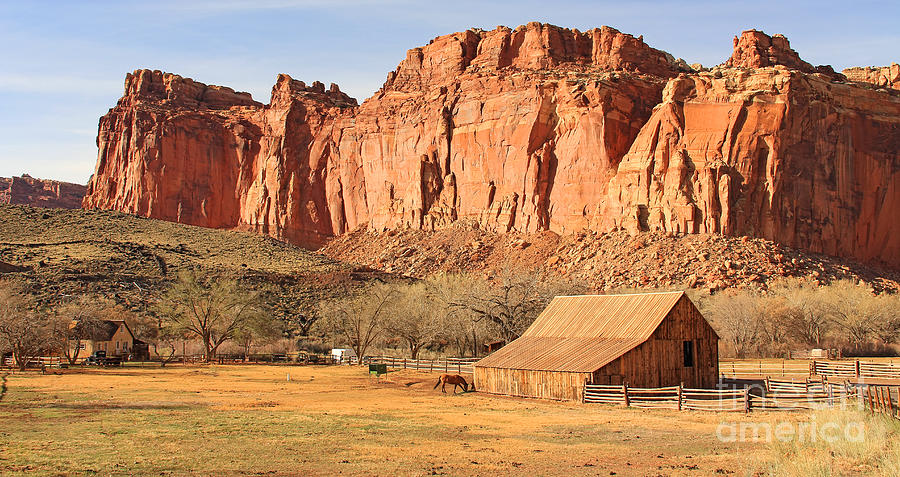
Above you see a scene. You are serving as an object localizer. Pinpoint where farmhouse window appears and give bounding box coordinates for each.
[683,340,694,368]
[79,343,85,350]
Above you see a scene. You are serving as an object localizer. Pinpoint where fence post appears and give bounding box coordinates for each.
[744,387,751,413]
[855,360,861,380]
[887,387,894,417]
[622,384,630,407]
[677,383,683,411]
[765,377,771,393]
[810,360,816,377]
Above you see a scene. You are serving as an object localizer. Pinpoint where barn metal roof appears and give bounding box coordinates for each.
[475,291,685,372]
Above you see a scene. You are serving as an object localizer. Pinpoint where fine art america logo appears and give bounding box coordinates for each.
[716,415,865,443]
[714,378,869,443]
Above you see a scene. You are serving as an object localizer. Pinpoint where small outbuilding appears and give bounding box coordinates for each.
[474,291,719,401]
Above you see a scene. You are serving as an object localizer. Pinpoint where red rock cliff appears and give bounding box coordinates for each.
[1,175,85,209]
[843,63,900,91]
[83,25,900,268]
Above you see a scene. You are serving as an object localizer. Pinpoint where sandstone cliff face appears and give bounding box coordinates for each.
[83,25,900,268]
[602,68,900,266]
[0,175,85,209]
[86,23,681,245]
[843,63,900,91]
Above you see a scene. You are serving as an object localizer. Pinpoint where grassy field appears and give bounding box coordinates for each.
[3,365,884,476]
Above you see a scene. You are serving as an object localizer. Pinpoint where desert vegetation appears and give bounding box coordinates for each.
[703,279,900,358]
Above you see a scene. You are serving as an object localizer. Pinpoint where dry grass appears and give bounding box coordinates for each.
[0,365,827,476]
[763,409,900,476]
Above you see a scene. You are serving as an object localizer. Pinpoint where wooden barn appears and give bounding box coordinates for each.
[474,291,719,401]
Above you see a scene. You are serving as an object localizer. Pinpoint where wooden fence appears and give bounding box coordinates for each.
[718,360,811,378]
[2,357,65,369]
[864,385,900,419]
[584,380,859,412]
[720,359,900,381]
[370,357,477,374]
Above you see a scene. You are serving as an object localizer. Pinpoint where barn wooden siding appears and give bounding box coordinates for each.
[474,292,720,401]
[592,296,719,388]
[473,367,591,401]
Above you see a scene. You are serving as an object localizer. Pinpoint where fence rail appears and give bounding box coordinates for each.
[718,360,810,378]
[2,357,65,369]
[584,381,861,412]
[719,359,900,381]
[370,357,477,374]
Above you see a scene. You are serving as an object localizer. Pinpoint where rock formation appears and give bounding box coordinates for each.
[843,63,900,91]
[82,24,900,269]
[0,174,85,209]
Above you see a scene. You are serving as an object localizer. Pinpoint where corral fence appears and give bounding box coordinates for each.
[370,357,477,375]
[864,385,900,420]
[719,359,900,380]
[584,379,861,412]
[1,356,65,370]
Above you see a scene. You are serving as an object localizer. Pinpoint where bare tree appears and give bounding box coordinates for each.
[447,271,572,343]
[319,282,398,362]
[705,291,764,358]
[233,312,282,361]
[770,279,831,348]
[264,283,320,338]
[821,280,880,351]
[871,294,900,345]
[427,274,493,357]
[157,271,262,362]
[0,280,61,370]
[385,282,446,359]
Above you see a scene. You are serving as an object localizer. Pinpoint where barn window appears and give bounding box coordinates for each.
[683,340,694,367]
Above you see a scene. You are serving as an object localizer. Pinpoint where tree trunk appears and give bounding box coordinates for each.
[410,343,420,360]
[67,339,81,365]
[204,336,213,362]
[14,349,26,371]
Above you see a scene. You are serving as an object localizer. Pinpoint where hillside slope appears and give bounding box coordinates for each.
[0,205,367,310]
[321,225,900,293]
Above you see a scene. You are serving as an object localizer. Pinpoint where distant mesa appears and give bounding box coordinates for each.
[80,23,900,269]
[0,175,85,209]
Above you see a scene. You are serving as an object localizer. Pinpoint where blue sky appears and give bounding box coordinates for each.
[1,0,897,184]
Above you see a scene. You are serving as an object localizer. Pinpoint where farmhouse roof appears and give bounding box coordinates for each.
[72,319,133,342]
[475,291,689,372]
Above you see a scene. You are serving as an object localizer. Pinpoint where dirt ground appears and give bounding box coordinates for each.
[0,365,807,476]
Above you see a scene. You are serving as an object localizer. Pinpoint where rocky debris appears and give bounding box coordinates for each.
[843,63,900,91]
[320,226,900,294]
[82,25,900,269]
[0,174,85,209]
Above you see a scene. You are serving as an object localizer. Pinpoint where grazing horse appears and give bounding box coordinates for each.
[433,374,471,393]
